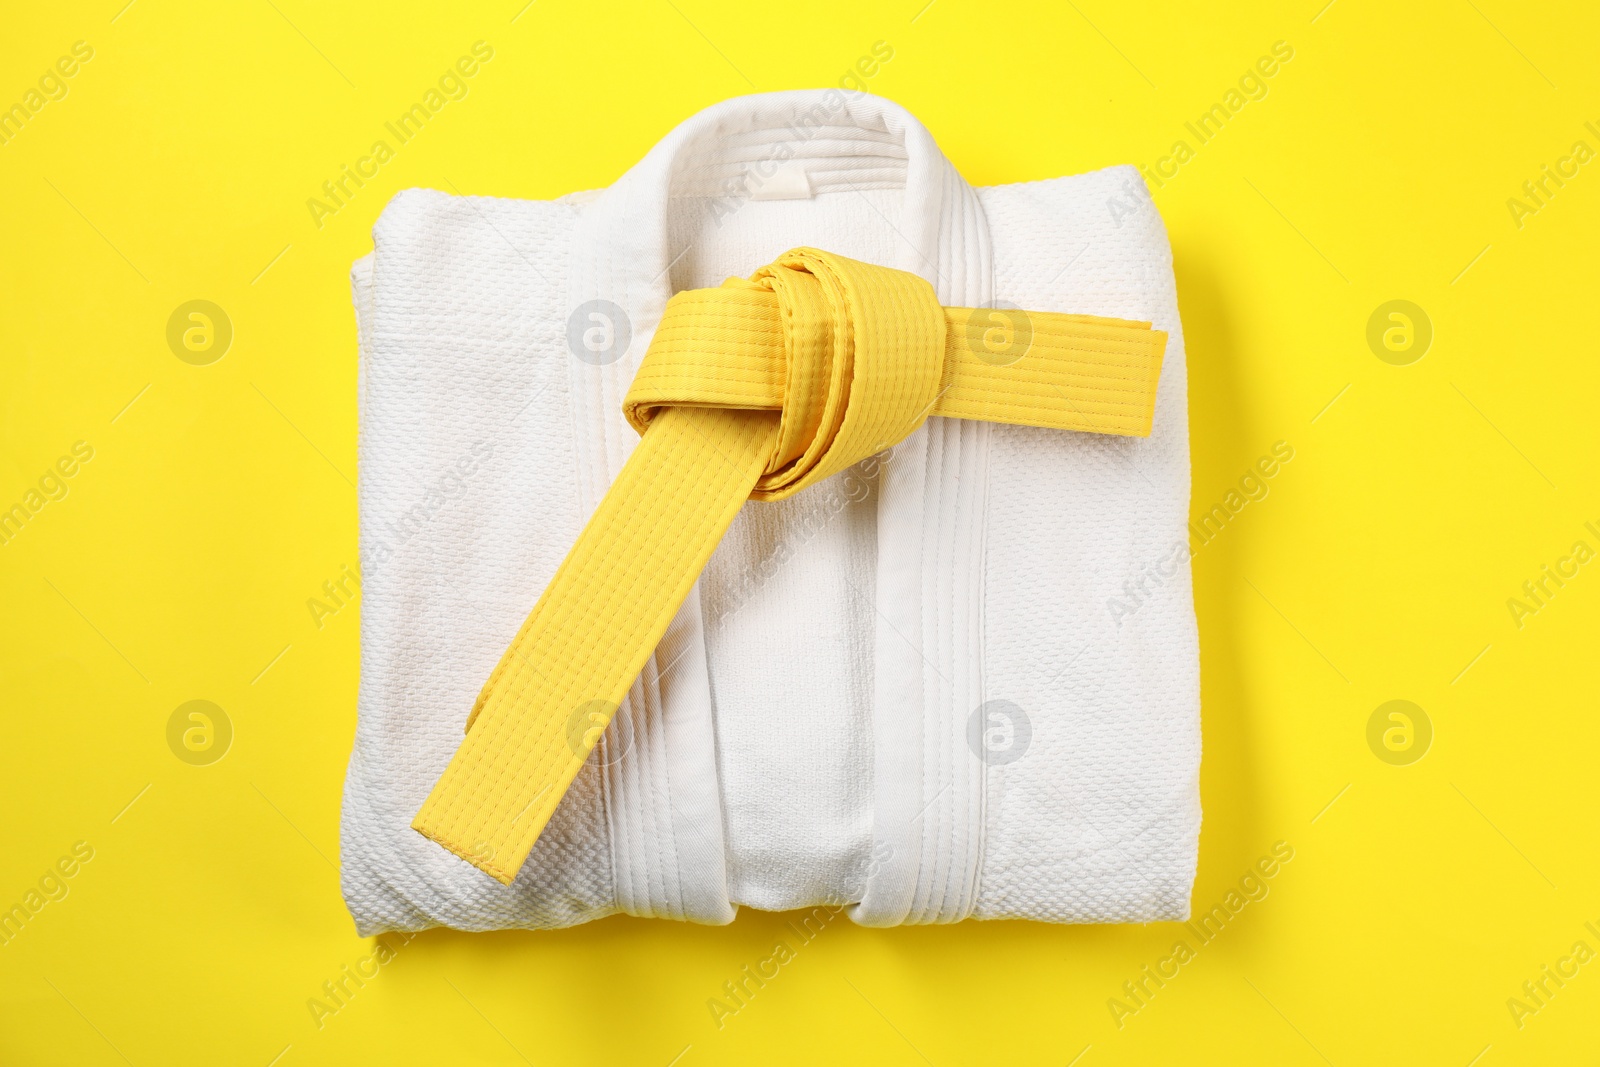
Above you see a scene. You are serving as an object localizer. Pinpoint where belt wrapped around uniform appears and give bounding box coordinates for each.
[411,246,1167,885]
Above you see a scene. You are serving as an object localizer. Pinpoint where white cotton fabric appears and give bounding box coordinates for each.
[340,90,1200,935]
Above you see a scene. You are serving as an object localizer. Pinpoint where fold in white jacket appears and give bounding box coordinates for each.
[341,89,1201,934]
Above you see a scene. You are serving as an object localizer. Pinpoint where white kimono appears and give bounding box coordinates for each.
[341,89,1200,933]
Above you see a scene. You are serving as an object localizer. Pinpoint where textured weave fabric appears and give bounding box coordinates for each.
[341,89,1200,934]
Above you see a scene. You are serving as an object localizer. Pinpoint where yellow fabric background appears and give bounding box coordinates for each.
[1,1,1596,1063]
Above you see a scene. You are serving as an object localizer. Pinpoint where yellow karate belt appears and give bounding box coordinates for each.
[413,247,1167,884]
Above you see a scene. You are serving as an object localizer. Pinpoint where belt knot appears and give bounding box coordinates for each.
[625,248,946,501]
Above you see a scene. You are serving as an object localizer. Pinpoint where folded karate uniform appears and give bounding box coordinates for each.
[341,89,1201,934]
